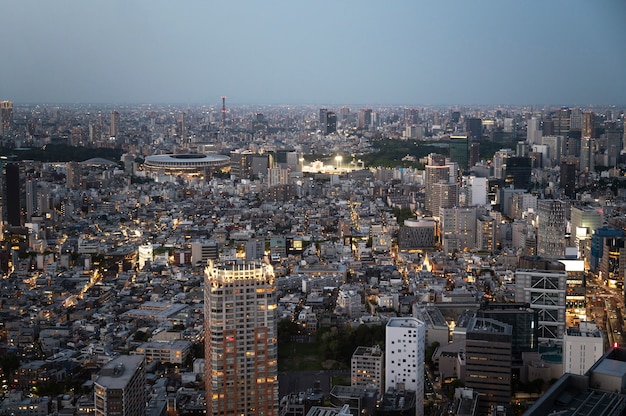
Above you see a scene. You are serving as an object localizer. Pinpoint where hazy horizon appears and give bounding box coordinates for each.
[1,1,625,106]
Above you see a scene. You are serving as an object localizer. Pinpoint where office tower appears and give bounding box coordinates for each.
[477,303,538,360]
[204,261,278,416]
[424,163,452,214]
[229,150,255,180]
[0,101,13,136]
[590,228,624,272]
[351,345,384,394]
[515,269,567,342]
[439,206,476,252]
[431,182,458,216]
[579,137,595,172]
[553,107,571,136]
[541,135,563,167]
[4,162,24,227]
[563,322,604,375]
[582,112,595,139]
[559,161,576,199]
[600,237,626,290]
[325,111,337,135]
[110,110,120,137]
[527,116,542,145]
[466,117,482,142]
[476,215,496,254]
[319,108,328,131]
[464,317,512,414]
[385,317,425,416]
[66,161,82,189]
[94,355,146,416]
[25,178,35,222]
[571,205,603,250]
[466,176,487,206]
[469,142,480,168]
[537,199,567,259]
[449,135,469,171]
[504,156,532,190]
[320,108,337,134]
[517,141,529,157]
[358,108,372,129]
[570,107,582,131]
[492,148,514,179]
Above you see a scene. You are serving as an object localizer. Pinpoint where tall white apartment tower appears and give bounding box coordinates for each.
[385,317,425,416]
[204,261,278,416]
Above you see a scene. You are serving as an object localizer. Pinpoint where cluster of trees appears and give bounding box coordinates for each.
[0,144,123,162]
[316,324,385,367]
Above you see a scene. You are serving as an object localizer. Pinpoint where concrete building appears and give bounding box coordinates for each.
[413,304,450,347]
[464,317,512,415]
[537,199,568,259]
[563,322,604,375]
[515,269,568,343]
[385,317,425,416]
[351,345,384,394]
[133,340,192,364]
[204,261,278,416]
[94,355,146,416]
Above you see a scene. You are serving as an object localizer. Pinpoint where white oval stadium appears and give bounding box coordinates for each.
[144,153,230,170]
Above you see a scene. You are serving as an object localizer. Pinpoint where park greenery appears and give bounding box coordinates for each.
[0,144,123,163]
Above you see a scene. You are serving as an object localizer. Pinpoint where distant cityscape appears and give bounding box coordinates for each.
[1,99,626,416]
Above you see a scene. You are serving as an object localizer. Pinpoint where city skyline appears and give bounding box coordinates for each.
[1,1,625,106]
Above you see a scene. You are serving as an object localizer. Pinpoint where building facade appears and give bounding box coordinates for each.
[204,261,278,416]
[94,355,146,416]
[385,317,425,416]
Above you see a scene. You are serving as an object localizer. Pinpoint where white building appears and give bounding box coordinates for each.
[563,322,604,375]
[385,317,425,416]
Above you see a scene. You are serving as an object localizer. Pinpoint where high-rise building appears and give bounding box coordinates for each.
[477,215,496,253]
[582,111,595,139]
[110,110,120,137]
[527,117,542,145]
[431,182,458,216]
[553,107,571,136]
[325,111,337,135]
[477,303,538,360]
[466,117,482,142]
[464,317,512,414]
[94,355,146,416]
[504,157,532,190]
[449,135,469,171]
[66,161,82,189]
[600,237,626,290]
[424,163,453,214]
[358,108,372,129]
[469,142,480,168]
[4,162,24,227]
[0,101,13,136]
[563,322,604,375]
[385,317,425,416]
[580,137,595,172]
[515,269,567,342]
[559,161,576,199]
[351,345,384,394]
[537,199,568,259]
[204,261,278,416]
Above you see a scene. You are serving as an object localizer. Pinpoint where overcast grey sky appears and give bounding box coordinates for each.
[0,1,624,106]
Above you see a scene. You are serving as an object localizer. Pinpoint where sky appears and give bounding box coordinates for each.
[0,1,625,106]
